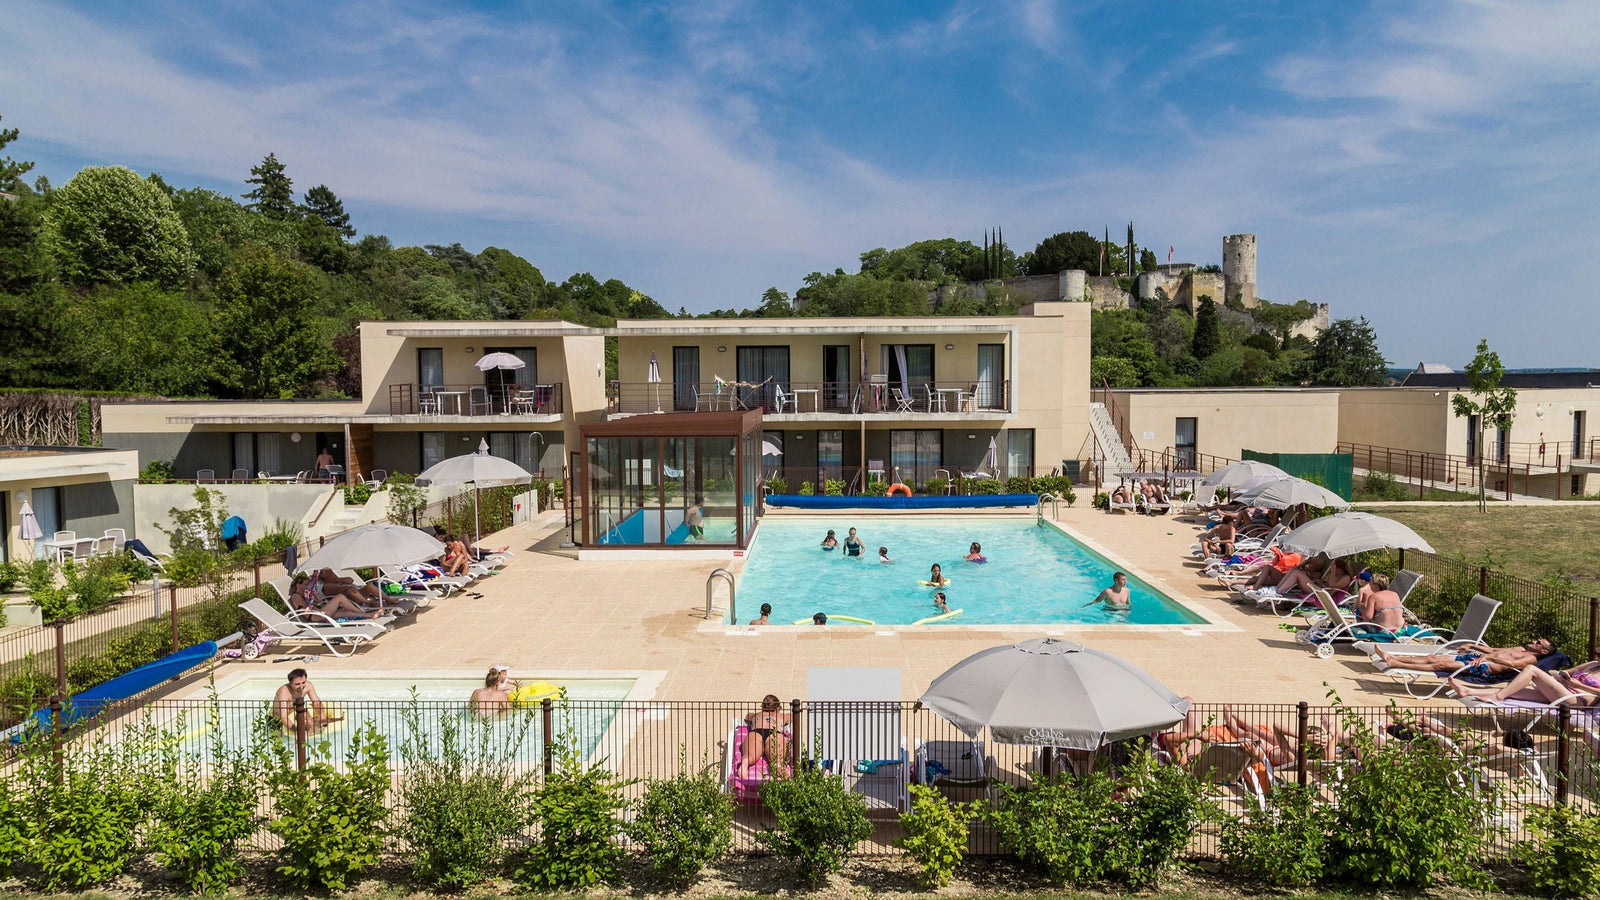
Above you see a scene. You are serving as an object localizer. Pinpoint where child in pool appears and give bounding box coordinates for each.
[933,590,950,613]
[964,541,986,563]
[923,563,950,587]
[820,530,838,550]
[878,546,892,564]
[842,527,864,557]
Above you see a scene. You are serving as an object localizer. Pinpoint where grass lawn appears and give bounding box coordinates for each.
[1358,504,1600,586]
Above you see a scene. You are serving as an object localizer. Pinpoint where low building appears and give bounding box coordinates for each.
[1105,387,1342,470]
[1,446,139,563]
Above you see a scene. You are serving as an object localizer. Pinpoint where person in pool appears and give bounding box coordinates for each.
[685,502,705,540]
[812,612,828,625]
[1085,572,1131,611]
[842,527,864,557]
[878,546,892,564]
[820,530,838,551]
[924,563,949,587]
[273,668,342,732]
[470,665,516,714]
[933,590,950,613]
[964,542,985,563]
[750,602,772,625]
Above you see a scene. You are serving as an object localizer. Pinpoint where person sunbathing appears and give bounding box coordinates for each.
[740,694,793,779]
[1220,546,1303,592]
[1449,658,1600,707]
[1271,557,1357,600]
[1199,519,1235,559]
[1373,638,1554,676]
[1109,483,1133,506]
[290,572,388,621]
[1355,573,1407,631]
[441,535,473,577]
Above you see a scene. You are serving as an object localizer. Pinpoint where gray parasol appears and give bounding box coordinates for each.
[295,523,447,574]
[1280,511,1435,557]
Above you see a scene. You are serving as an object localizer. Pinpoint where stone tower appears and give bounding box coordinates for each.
[1222,233,1257,308]
[1059,269,1087,302]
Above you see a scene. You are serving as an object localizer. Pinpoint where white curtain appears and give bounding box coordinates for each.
[893,344,909,398]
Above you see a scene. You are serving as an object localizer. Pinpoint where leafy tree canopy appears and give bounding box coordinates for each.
[41,165,196,287]
[243,152,295,219]
[1310,316,1387,386]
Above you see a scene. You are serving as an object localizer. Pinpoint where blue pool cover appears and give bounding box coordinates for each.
[766,493,1039,509]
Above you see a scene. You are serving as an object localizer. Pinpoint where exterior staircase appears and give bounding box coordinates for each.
[1088,402,1133,477]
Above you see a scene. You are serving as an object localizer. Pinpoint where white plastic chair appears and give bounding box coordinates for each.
[53,530,75,544]
[418,387,440,415]
[694,385,719,411]
[369,468,387,484]
[889,388,915,413]
[774,385,798,413]
[924,384,946,413]
[469,385,492,416]
[103,528,126,552]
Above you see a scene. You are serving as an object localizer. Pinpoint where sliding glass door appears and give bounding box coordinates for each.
[736,346,790,411]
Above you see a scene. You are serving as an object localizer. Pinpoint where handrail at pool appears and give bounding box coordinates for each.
[706,568,735,622]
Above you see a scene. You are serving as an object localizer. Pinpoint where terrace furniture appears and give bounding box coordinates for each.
[53,530,75,544]
[936,387,966,412]
[469,385,492,416]
[914,739,993,796]
[238,598,386,658]
[230,468,249,482]
[433,390,466,415]
[368,468,388,484]
[693,385,720,411]
[93,536,115,558]
[103,528,126,552]
[790,387,820,412]
[196,469,215,482]
[418,388,441,414]
[509,388,539,414]
[868,460,886,482]
[889,388,915,413]
[774,385,799,414]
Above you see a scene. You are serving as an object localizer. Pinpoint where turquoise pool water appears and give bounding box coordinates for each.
[735,517,1205,627]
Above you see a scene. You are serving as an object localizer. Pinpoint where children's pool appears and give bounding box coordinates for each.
[735,517,1206,627]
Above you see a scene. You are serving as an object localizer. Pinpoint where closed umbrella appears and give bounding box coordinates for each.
[18,500,42,558]
[919,638,1191,750]
[1280,511,1435,558]
[295,523,446,574]
[1236,477,1350,511]
[417,453,534,546]
[984,436,999,473]
[1201,460,1289,488]
[647,351,664,413]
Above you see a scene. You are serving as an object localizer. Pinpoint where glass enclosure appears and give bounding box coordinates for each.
[581,411,763,549]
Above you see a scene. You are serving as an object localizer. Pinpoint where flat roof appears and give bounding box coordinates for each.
[612,317,1019,336]
[1108,386,1342,394]
[382,323,606,338]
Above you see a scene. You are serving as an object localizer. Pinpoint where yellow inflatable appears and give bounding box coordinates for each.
[912,608,964,625]
[510,681,565,707]
[917,579,952,587]
[792,614,876,625]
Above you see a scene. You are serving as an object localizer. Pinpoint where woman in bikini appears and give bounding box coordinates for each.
[924,563,950,587]
[1356,573,1406,632]
[740,694,793,779]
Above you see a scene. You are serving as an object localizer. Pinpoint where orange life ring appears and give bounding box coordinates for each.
[887,483,913,497]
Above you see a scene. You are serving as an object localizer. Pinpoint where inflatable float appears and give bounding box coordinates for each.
[912,608,964,625]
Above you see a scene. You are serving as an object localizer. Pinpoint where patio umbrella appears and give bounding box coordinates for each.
[477,437,490,454]
[18,500,42,558]
[919,638,1191,751]
[1280,511,1435,558]
[294,523,447,574]
[984,436,999,473]
[1201,460,1289,488]
[1235,477,1350,511]
[416,453,534,546]
[473,352,526,372]
[647,351,662,413]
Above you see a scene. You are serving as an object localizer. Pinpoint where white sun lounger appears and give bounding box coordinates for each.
[237,598,386,658]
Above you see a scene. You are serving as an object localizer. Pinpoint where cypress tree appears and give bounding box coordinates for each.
[1193,297,1221,359]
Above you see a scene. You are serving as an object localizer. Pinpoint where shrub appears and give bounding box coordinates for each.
[19,727,151,890]
[1358,470,1411,501]
[898,784,975,888]
[765,476,788,494]
[986,771,1124,885]
[797,481,815,495]
[1222,782,1328,886]
[342,481,374,506]
[922,475,949,495]
[0,560,20,594]
[1518,804,1600,898]
[0,775,25,877]
[516,733,632,890]
[139,459,176,483]
[398,699,539,891]
[268,723,391,892]
[965,477,1003,495]
[757,767,872,882]
[1093,490,1108,509]
[235,518,300,565]
[386,472,430,526]
[863,479,889,497]
[823,479,845,496]
[147,703,270,894]
[1118,750,1214,888]
[626,756,734,886]
[26,556,130,622]
[1005,476,1034,494]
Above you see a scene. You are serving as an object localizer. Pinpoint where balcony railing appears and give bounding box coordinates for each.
[388,383,563,417]
[606,380,1009,416]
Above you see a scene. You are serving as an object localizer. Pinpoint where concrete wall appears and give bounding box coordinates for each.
[1111,388,1341,462]
[132,483,333,555]
[371,427,566,476]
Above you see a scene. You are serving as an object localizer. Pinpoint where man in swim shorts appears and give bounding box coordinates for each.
[274,668,341,731]
[1084,572,1131,611]
[1372,638,1553,676]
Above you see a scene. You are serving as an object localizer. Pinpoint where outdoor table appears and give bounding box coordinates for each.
[791,388,821,412]
[432,390,466,414]
[42,537,98,563]
[936,387,966,412]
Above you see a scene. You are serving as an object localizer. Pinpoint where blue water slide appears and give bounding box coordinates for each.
[19,641,220,738]
[765,493,1040,510]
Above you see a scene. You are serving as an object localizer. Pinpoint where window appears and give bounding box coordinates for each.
[1006,429,1034,477]
[817,429,843,479]
[890,429,941,485]
[672,346,700,411]
[1496,423,1510,463]
[420,433,447,470]
[1466,414,1479,463]
[822,346,850,410]
[882,344,934,406]
[1175,417,1198,468]
[1576,411,1587,458]
[417,348,444,387]
[231,433,255,475]
[31,486,63,546]
[488,432,542,471]
[977,344,1006,409]
[736,346,790,410]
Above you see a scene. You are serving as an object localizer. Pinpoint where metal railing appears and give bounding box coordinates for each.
[1339,441,1571,500]
[387,383,564,417]
[705,568,735,621]
[607,380,1010,416]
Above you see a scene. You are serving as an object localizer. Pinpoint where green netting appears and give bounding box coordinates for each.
[1240,450,1354,500]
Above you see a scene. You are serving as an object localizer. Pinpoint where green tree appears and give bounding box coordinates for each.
[1025,230,1100,276]
[41,166,196,286]
[1311,316,1387,386]
[243,152,295,219]
[1090,355,1141,387]
[1451,339,1518,512]
[0,110,34,192]
[1139,248,1157,272]
[1191,297,1221,359]
[64,283,218,395]
[300,184,353,236]
[212,251,337,398]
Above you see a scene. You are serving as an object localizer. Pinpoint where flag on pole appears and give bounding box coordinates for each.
[1168,245,1173,263]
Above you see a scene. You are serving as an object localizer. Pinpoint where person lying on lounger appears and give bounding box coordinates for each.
[1355,573,1407,631]
[1373,638,1554,676]
[1449,658,1600,707]
[1271,557,1359,601]
[1220,546,1303,591]
[740,694,793,779]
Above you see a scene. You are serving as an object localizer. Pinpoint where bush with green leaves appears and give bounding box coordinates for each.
[797,480,815,496]
[1117,750,1214,887]
[765,476,788,494]
[757,766,872,882]
[626,756,734,886]
[823,479,846,496]
[898,784,975,888]
[1005,475,1034,493]
[157,486,232,590]
[398,699,539,891]
[17,726,153,890]
[986,770,1124,885]
[863,479,889,497]
[516,732,632,890]
[342,481,374,506]
[1358,470,1412,501]
[139,458,177,483]
[0,560,21,594]
[147,703,271,894]
[268,723,391,892]
[1518,803,1600,898]
[1222,782,1328,886]
[922,475,949,495]
[1324,709,1496,888]
[25,555,130,622]
[386,472,429,526]
[964,476,1003,495]
[0,769,28,877]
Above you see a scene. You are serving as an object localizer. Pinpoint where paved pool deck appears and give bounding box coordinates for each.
[269,505,1420,707]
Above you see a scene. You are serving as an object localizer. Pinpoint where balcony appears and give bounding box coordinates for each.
[606,380,1010,417]
[388,383,564,417]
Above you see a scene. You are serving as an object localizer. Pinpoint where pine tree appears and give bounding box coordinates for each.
[0,110,34,191]
[301,184,354,237]
[1192,297,1221,359]
[243,152,295,219]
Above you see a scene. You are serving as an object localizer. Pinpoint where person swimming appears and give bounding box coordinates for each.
[1084,572,1131,611]
[878,546,892,564]
[933,590,950,612]
[812,612,828,625]
[964,541,986,563]
[821,530,838,551]
[842,527,864,557]
[922,563,950,587]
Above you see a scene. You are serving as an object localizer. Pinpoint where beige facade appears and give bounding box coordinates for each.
[1,448,140,564]
[608,302,1091,484]
[1107,388,1342,465]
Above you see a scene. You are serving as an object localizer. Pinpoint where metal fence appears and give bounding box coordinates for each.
[16,695,1594,858]
[1393,547,1600,660]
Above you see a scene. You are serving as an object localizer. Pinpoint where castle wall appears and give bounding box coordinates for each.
[1086,275,1132,310]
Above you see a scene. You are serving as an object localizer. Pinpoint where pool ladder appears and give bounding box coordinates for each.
[1036,494,1059,526]
[705,568,735,622]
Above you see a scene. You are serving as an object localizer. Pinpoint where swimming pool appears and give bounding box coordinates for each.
[734,517,1206,627]
[172,673,640,762]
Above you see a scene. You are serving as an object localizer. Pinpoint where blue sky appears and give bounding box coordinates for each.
[3,0,1597,366]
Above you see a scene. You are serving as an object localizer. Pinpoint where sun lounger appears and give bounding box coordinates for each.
[1296,588,1440,659]
[1107,492,1138,514]
[237,598,385,658]
[1183,740,1273,812]
[914,738,993,794]
[723,721,786,804]
[264,576,398,626]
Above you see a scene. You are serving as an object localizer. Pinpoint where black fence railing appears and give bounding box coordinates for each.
[388,382,564,417]
[608,380,1011,416]
[14,696,1592,859]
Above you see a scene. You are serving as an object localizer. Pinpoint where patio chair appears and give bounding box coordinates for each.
[806,668,908,815]
[92,536,115,558]
[368,468,387,484]
[379,564,470,596]
[418,388,441,415]
[773,385,798,414]
[1299,586,1477,659]
[924,384,946,413]
[723,720,792,804]
[264,576,399,624]
[237,598,385,658]
[103,528,126,552]
[914,738,993,796]
[126,544,164,573]
[693,385,719,412]
[1185,740,1273,812]
[52,530,76,544]
[1178,484,1219,517]
[230,468,249,482]
[469,385,492,416]
[196,469,215,482]
[1107,483,1138,514]
[889,387,916,413]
